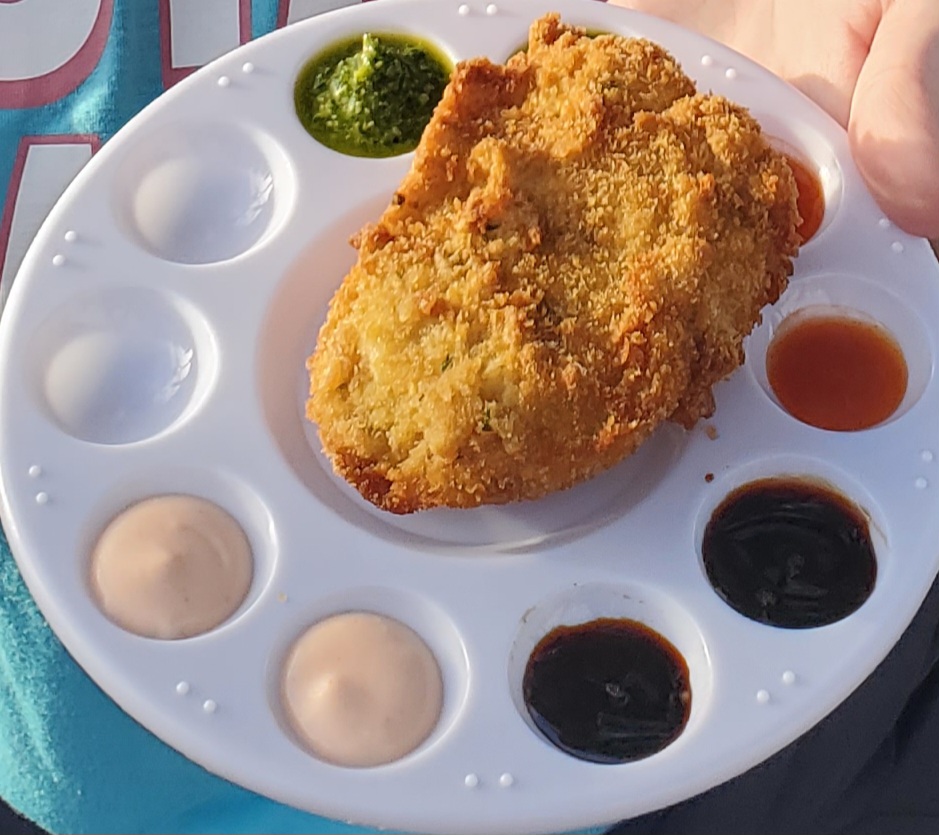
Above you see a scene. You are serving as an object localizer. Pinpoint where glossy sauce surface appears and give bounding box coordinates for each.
[522,618,691,763]
[784,153,825,242]
[702,478,877,628]
[766,314,908,431]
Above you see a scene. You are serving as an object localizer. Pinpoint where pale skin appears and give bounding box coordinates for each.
[608,0,939,241]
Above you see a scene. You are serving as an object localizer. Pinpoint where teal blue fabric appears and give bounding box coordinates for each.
[0,531,608,834]
[0,534,369,835]
[2,3,939,834]
[0,4,608,832]
[0,2,423,833]
[0,1,320,199]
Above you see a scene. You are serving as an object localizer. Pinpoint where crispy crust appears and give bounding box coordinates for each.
[307,14,800,514]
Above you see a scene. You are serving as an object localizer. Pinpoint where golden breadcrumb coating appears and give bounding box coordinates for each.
[307,14,800,514]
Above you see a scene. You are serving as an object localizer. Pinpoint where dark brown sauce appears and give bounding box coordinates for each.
[784,153,825,243]
[766,314,908,431]
[522,618,691,764]
[702,478,876,628]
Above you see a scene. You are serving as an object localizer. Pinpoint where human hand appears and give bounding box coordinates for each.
[608,0,939,240]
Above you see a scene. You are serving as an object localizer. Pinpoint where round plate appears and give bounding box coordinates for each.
[2,0,938,832]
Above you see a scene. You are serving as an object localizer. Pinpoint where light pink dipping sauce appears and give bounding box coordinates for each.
[282,612,443,767]
[90,494,253,639]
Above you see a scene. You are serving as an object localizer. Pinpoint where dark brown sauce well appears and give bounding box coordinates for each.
[785,154,825,243]
[702,478,876,628]
[522,618,691,763]
[766,315,908,431]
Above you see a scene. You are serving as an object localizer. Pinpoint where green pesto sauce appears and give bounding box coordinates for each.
[294,32,452,158]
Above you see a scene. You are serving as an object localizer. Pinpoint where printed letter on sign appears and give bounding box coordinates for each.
[159,0,252,88]
[0,136,99,308]
[277,0,364,28]
[0,0,113,108]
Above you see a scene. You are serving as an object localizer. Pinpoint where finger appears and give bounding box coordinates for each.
[849,0,939,238]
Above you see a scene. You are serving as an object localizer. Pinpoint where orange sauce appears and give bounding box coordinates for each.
[784,154,825,243]
[766,315,908,431]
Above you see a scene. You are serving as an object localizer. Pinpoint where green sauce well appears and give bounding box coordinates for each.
[294,33,452,158]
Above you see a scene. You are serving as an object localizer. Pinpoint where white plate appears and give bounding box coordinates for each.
[2,0,938,832]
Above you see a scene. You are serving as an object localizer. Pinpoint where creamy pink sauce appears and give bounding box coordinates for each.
[282,612,443,767]
[90,494,253,639]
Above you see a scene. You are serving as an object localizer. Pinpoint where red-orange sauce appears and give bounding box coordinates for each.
[766,315,908,431]
[785,154,825,243]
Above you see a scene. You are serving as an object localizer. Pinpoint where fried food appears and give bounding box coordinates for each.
[307,13,801,514]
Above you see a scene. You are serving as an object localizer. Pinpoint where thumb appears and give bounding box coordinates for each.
[849,0,939,239]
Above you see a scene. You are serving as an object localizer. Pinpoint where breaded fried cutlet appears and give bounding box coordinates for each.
[307,13,801,514]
